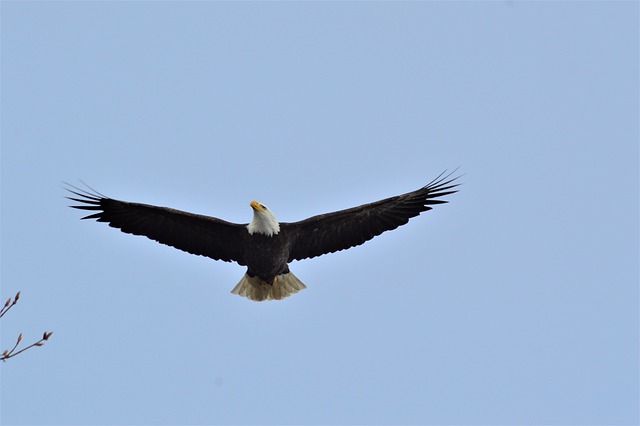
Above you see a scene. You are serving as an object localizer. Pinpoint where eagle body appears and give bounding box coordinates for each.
[67,172,459,301]
[242,232,290,281]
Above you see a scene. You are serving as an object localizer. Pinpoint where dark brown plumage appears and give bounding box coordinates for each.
[67,171,459,301]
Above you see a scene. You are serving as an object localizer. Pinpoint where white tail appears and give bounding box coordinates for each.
[231,272,307,301]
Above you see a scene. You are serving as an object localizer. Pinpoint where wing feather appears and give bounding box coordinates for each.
[66,185,247,264]
[282,171,460,261]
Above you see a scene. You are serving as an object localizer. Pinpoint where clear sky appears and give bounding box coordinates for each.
[1,2,638,425]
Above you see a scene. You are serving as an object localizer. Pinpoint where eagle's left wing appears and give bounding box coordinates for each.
[281,172,459,262]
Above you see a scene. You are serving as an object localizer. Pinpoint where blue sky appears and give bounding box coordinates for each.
[1,2,638,425]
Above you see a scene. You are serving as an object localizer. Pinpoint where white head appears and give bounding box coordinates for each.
[247,200,280,236]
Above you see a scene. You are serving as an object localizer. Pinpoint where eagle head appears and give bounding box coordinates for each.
[247,200,280,236]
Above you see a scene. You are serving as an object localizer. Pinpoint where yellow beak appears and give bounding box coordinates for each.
[250,200,262,211]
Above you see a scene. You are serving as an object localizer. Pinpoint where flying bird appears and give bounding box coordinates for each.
[67,172,459,301]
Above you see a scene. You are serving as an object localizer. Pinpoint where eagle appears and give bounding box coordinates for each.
[67,172,459,301]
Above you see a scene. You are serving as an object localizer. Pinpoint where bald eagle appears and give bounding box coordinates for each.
[67,172,459,301]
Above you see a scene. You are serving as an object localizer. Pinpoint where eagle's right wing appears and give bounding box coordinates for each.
[66,185,247,265]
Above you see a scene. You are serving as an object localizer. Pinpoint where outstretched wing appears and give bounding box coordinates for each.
[66,185,248,265]
[282,171,460,262]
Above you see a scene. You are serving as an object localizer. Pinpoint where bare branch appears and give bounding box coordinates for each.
[0,291,21,319]
[1,291,52,362]
[1,332,53,361]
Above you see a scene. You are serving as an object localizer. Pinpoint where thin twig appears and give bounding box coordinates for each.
[0,291,20,318]
[1,332,53,361]
[1,291,53,362]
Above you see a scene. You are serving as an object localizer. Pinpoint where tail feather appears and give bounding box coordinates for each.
[231,272,306,301]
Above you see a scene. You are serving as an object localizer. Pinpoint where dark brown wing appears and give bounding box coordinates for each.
[282,172,460,262]
[66,185,247,265]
